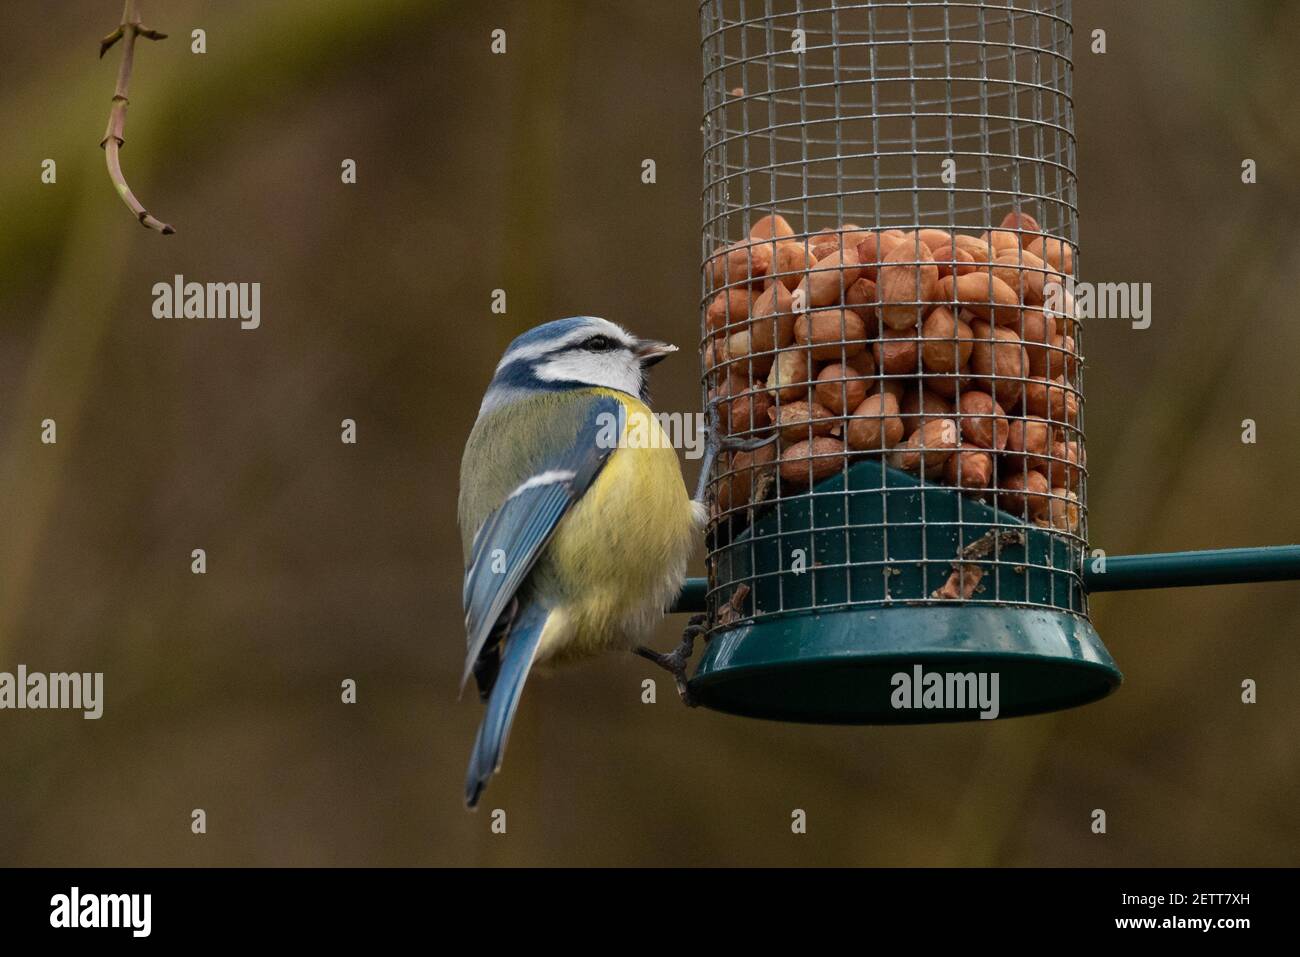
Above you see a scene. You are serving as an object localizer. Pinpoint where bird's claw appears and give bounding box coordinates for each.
[718,431,780,453]
[693,404,778,503]
[636,614,707,707]
[704,401,778,453]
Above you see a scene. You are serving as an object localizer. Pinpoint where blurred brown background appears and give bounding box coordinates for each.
[0,0,1297,866]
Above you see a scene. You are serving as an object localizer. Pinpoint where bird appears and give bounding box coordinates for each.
[458,316,710,808]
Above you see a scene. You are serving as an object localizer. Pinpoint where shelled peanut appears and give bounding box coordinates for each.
[705,211,1085,533]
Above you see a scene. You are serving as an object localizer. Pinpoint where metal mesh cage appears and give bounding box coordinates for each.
[699,0,1086,639]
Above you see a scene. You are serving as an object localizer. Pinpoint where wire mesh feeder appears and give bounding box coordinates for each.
[689,0,1118,722]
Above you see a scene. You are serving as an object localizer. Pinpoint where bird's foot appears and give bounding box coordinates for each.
[635,614,707,707]
[693,404,779,503]
[719,432,779,453]
[705,400,780,454]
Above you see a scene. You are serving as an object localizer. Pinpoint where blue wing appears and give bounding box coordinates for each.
[461,395,624,692]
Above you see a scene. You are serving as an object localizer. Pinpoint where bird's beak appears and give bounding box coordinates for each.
[634,339,678,367]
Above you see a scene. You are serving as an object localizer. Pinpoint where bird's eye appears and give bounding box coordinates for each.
[582,335,615,352]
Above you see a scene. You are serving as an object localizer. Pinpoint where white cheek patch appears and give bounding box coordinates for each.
[534,352,642,396]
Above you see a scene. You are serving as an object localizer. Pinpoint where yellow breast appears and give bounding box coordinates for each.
[538,392,699,663]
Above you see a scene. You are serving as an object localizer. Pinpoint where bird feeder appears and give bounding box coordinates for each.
[678,0,1300,723]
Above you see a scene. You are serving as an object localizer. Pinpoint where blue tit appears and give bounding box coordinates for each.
[458,316,705,808]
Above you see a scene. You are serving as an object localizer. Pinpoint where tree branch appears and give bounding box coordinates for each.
[100,0,174,235]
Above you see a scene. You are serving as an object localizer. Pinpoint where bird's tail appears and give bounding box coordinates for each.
[464,601,548,808]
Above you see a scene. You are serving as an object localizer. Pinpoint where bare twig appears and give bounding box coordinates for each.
[100,0,174,234]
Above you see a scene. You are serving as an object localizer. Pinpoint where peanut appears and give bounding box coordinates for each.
[749,214,794,241]
[794,309,868,361]
[814,363,870,415]
[998,470,1051,522]
[1029,332,1077,380]
[795,247,862,308]
[932,243,976,278]
[716,442,778,512]
[706,286,755,334]
[780,437,847,485]
[925,371,970,399]
[844,349,877,377]
[1026,235,1075,275]
[877,239,939,330]
[1046,488,1081,531]
[844,276,878,318]
[703,336,724,373]
[769,241,815,291]
[855,229,906,280]
[1016,308,1057,375]
[919,306,974,374]
[917,228,955,252]
[846,392,905,452]
[957,390,1009,451]
[897,386,955,434]
[889,418,960,477]
[1043,439,1085,488]
[872,380,906,407]
[935,272,1021,326]
[873,326,921,375]
[945,443,994,489]
[952,234,995,262]
[722,330,774,378]
[809,238,839,262]
[746,281,795,352]
[769,400,836,443]
[1006,416,1052,472]
[710,375,773,437]
[969,320,1028,407]
[981,229,1021,254]
[1022,375,1078,425]
[991,248,1054,304]
[998,211,1042,243]
[764,348,813,401]
[709,239,771,288]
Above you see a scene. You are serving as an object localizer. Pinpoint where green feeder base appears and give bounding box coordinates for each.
[688,461,1122,723]
[687,604,1120,724]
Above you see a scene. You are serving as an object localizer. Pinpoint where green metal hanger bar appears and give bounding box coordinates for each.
[669,544,1300,614]
[1080,545,1300,592]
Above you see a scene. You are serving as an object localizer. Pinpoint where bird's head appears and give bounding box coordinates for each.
[479,316,677,415]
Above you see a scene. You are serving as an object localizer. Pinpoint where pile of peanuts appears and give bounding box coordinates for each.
[704,211,1083,533]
